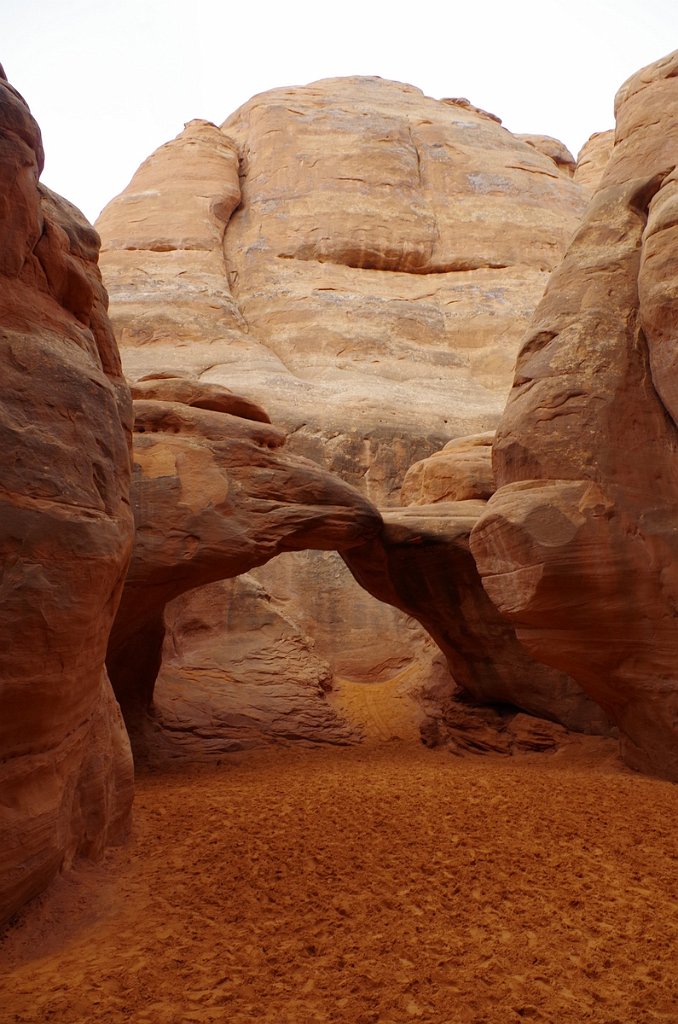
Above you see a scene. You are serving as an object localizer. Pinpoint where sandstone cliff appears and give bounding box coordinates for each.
[0,70,134,925]
[98,77,587,481]
[96,77,590,744]
[471,51,678,780]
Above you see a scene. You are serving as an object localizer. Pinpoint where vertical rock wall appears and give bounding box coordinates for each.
[471,51,678,780]
[0,71,134,924]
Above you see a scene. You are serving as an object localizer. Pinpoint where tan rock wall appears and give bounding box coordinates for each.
[573,130,614,194]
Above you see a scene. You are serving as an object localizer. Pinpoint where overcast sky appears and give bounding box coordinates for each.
[4,0,677,223]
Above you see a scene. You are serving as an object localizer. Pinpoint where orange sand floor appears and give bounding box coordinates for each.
[2,742,677,1024]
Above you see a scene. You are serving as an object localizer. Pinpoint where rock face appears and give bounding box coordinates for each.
[471,51,678,780]
[573,130,615,193]
[107,379,381,731]
[342,442,610,735]
[516,135,576,178]
[0,70,134,925]
[217,78,586,462]
[143,574,360,763]
[98,77,588,483]
[96,77,590,736]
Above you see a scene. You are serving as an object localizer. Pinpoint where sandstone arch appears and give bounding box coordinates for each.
[106,378,382,722]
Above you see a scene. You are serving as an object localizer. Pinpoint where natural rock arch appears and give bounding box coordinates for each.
[106,378,382,719]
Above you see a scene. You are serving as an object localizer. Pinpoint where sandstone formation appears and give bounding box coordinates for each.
[573,130,615,193]
[342,439,610,735]
[471,51,678,780]
[143,574,360,763]
[97,78,589,495]
[106,379,381,732]
[96,77,590,737]
[400,431,495,506]
[0,70,134,925]
[515,134,576,178]
[217,78,586,464]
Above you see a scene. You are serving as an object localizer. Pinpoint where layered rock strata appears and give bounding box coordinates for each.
[98,77,588,484]
[0,70,134,925]
[471,51,678,780]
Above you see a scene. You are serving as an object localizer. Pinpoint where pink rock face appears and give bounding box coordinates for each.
[0,71,134,924]
[107,380,381,719]
[471,51,678,780]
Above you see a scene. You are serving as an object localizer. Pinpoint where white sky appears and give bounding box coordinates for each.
[4,0,678,223]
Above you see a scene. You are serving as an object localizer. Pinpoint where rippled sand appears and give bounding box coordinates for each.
[3,741,677,1023]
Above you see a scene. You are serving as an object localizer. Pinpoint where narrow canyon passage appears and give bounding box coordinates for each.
[3,742,677,1024]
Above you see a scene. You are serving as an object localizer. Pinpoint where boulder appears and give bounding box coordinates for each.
[400,431,495,505]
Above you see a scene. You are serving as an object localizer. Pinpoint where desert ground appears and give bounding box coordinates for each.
[2,724,677,1024]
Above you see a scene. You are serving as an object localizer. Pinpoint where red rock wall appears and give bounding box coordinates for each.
[0,71,134,924]
[471,51,678,780]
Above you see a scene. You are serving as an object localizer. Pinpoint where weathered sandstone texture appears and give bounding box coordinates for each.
[96,77,591,735]
[573,130,615,194]
[343,439,610,734]
[0,70,134,925]
[98,77,588,485]
[472,51,678,780]
[142,574,360,763]
[106,379,381,737]
[516,134,576,178]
